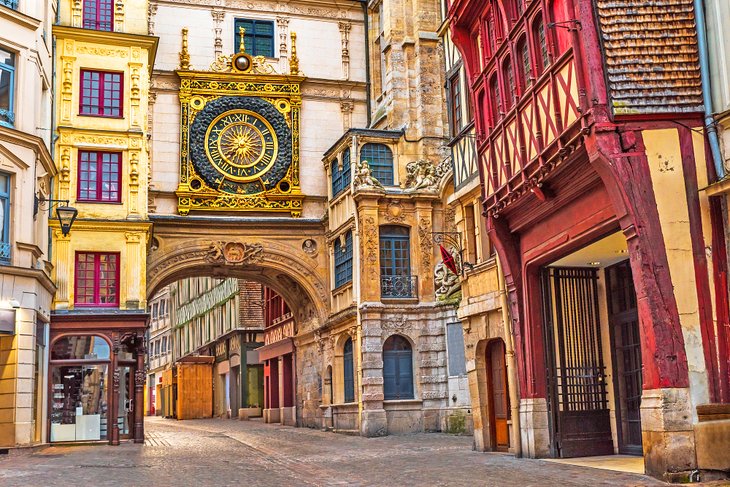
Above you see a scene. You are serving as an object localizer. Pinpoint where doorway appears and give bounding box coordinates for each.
[117,366,134,439]
[486,339,510,451]
[606,260,643,455]
[542,267,613,458]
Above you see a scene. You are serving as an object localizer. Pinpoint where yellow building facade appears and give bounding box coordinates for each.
[49,0,157,445]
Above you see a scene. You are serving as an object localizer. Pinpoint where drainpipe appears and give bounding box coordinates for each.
[496,256,521,457]
[694,0,725,179]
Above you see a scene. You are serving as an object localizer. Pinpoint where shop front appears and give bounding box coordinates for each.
[258,316,296,426]
[49,313,148,444]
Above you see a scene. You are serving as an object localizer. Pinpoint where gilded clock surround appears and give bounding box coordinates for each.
[176,30,304,216]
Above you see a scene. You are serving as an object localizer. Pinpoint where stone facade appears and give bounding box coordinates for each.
[0,0,56,448]
[146,286,171,416]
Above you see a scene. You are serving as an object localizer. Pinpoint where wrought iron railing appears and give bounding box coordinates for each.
[0,242,11,265]
[380,275,418,299]
[0,0,18,10]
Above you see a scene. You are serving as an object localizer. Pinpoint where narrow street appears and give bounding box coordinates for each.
[0,417,671,487]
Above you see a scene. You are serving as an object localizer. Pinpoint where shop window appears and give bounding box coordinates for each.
[360,143,394,186]
[379,225,414,298]
[343,338,355,403]
[80,70,123,117]
[50,364,109,441]
[0,48,15,128]
[83,0,114,32]
[334,231,353,288]
[0,172,9,265]
[78,151,121,203]
[234,19,275,57]
[448,70,463,136]
[75,252,120,307]
[331,148,351,198]
[383,335,414,400]
[51,335,110,361]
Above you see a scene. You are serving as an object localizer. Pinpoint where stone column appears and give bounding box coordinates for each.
[359,307,387,437]
[134,337,146,443]
[110,333,120,445]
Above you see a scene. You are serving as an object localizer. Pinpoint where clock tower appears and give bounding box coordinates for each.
[176,29,304,216]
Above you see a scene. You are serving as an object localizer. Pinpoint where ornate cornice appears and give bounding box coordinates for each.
[53,25,159,68]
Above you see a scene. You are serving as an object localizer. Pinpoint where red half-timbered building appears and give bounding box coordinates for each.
[449,0,730,479]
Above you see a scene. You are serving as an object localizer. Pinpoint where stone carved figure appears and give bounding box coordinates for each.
[353,159,384,190]
[434,246,462,302]
[404,160,438,192]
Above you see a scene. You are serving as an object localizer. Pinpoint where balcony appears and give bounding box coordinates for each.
[0,242,10,265]
[0,0,18,9]
[381,275,418,299]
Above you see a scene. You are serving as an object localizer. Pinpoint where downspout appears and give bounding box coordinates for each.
[497,256,521,457]
[694,0,725,179]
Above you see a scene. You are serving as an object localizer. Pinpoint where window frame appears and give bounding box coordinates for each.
[233,18,275,58]
[343,338,355,403]
[79,69,124,118]
[379,226,411,278]
[360,143,394,186]
[0,172,10,264]
[74,251,121,307]
[382,335,414,400]
[82,0,114,32]
[0,48,15,128]
[331,148,351,198]
[77,150,122,203]
[334,231,353,288]
[448,70,463,136]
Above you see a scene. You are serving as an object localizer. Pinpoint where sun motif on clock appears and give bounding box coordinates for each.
[189,96,292,196]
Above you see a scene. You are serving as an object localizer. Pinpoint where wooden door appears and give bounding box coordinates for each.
[487,339,510,451]
[542,267,613,457]
[606,260,643,455]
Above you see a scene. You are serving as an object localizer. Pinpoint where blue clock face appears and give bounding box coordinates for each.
[189,96,291,195]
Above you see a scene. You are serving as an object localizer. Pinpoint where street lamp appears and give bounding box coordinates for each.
[34,195,78,236]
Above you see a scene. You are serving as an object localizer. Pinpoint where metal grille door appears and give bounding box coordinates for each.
[542,267,613,457]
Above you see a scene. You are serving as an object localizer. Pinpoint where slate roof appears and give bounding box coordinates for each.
[596,0,704,115]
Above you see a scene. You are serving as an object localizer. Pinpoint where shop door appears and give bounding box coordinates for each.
[542,267,613,458]
[606,260,643,455]
[486,339,510,451]
[118,366,134,439]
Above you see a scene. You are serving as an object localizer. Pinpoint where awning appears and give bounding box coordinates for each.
[256,338,294,362]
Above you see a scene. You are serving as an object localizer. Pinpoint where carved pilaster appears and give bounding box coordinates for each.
[179,28,190,70]
[339,22,351,80]
[115,0,124,32]
[124,232,142,304]
[60,53,75,123]
[58,147,71,200]
[72,0,82,27]
[340,99,354,131]
[148,3,158,35]
[277,17,290,72]
[52,230,71,309]
[147,92,157,214]
[129,62,142,129]
[212,9,225,57]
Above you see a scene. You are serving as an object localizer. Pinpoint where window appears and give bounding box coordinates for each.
[343,338,355,403]
[162,336,167,354]
[517,36,531,90]
[489,74,502,124]
[448,71,463,136]
[0,173,9,264]
[83,0,114,32]
[331,148,351,198]
[0,1,18,10]
[446,323,467,376]
[379,226,414,298]
[533,15,550,75]
[51,335,110,361]
[383,335,413,400]
[80,70,122,117]
[502,58,515,110]
[234,19,275,58]
[0,48,15,128]
[75,252,120,307]
[334,231,353,288]
[465,203,477,264]
[78,151,121,202]
[361,143,394,186]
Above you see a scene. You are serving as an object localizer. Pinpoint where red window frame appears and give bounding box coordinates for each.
[79,69,123,118]
[77,151,122,203]
[82,0,114,32]
[74,252,120,307]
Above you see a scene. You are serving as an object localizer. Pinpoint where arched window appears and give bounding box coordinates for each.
[502,57,514,110]
[517,35,531,91]
[533,15,550,76]
[379,226,413,298]
[360,143,394,186]
[383,335,413,400]
[489,74,502,124]
[51,335,111,361]
[343,338,355,402]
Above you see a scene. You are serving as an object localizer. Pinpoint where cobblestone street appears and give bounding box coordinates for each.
[0,417,685,487]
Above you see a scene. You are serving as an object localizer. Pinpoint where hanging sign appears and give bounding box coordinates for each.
[439,244,459,275]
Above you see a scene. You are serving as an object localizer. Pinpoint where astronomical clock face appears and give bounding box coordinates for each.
[189,96,292,195]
